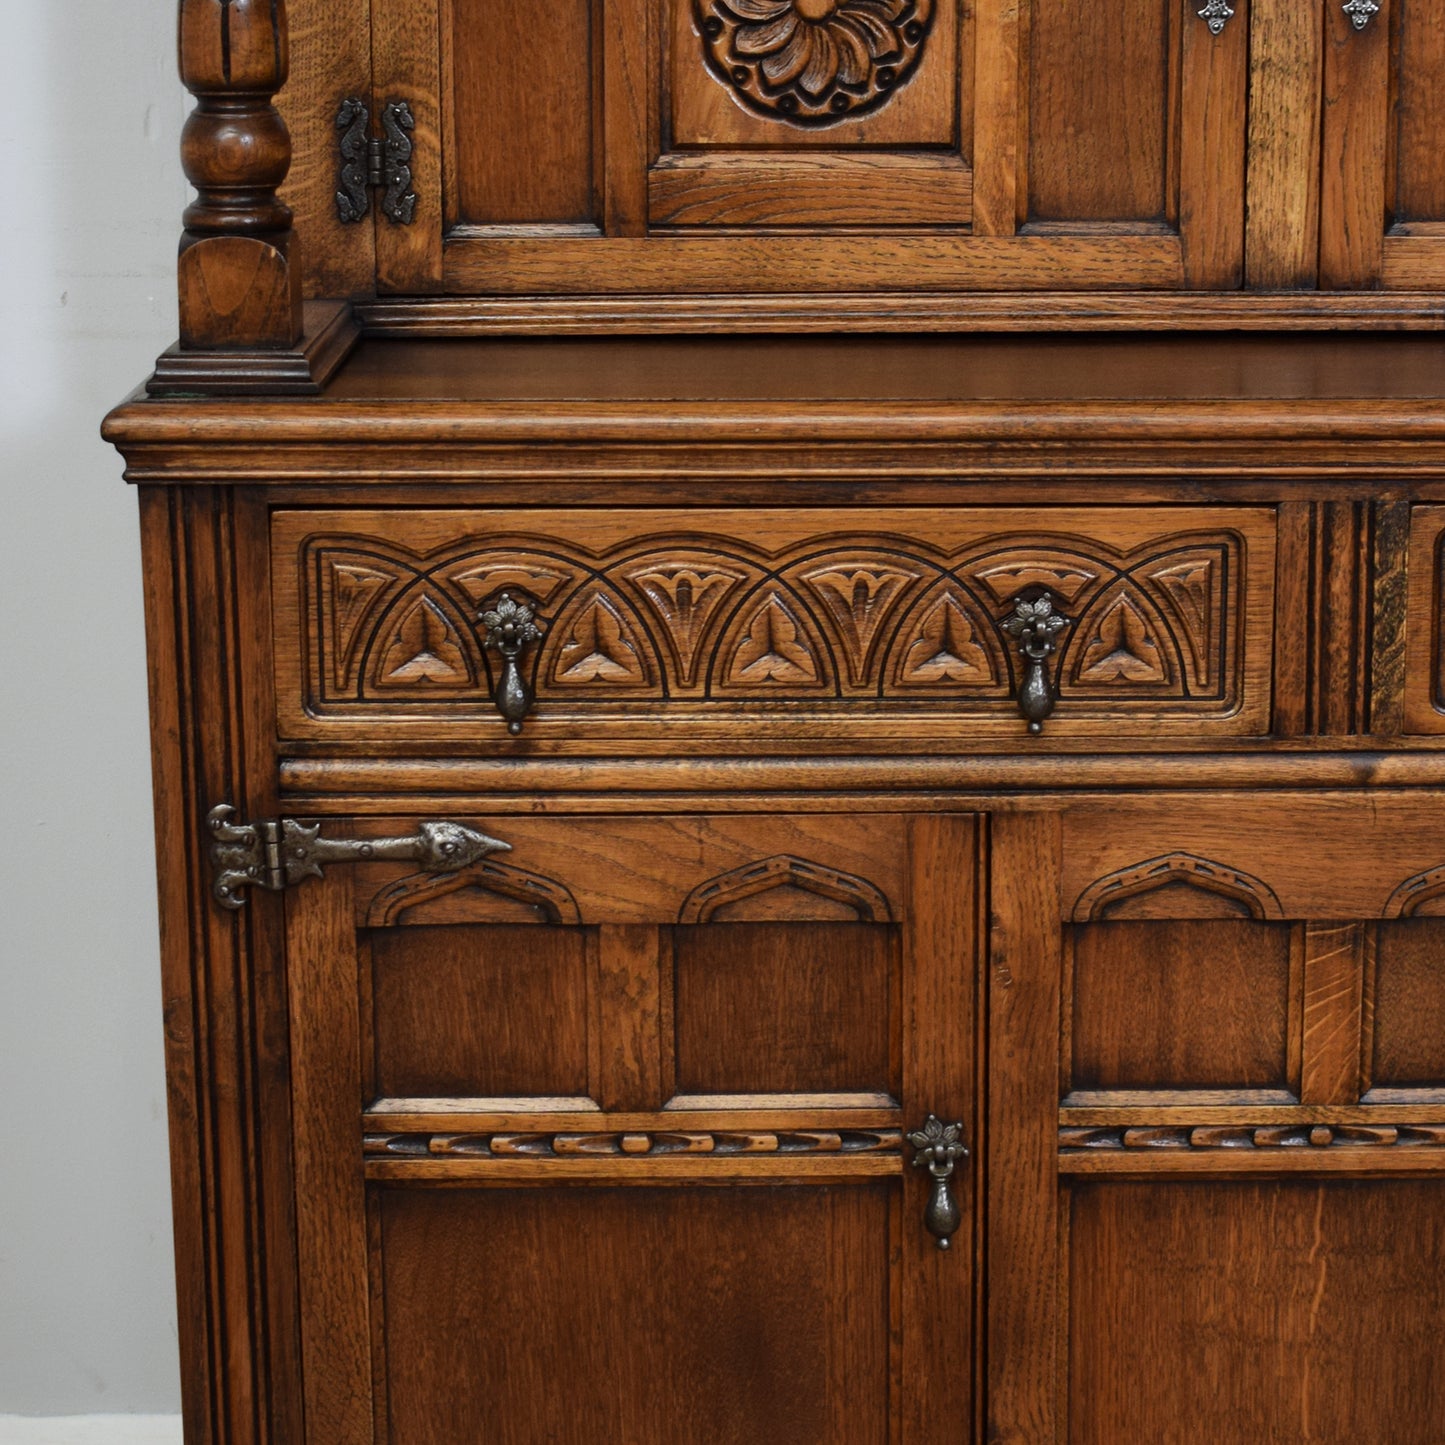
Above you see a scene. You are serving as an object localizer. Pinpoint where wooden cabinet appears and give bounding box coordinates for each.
[107,0,1445,1437]
[106,334,1445,1443]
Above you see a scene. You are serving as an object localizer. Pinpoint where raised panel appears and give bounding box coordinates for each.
[1068,1181,1445,1444]
[1404,506,1445,733]
[1028,0,1172,223]
[370,924,592,1099]
[448,0,597,227]
[378,1185,893,1445]
[673,921,898,1095]
[1373,920,1445,1090]
[1069,920,1294,1094]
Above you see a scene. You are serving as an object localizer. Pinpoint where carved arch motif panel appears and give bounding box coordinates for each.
[297,526,1249,716]
[1072,853,1286,923]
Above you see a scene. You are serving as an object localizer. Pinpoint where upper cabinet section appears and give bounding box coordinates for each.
[304,0,1249,297]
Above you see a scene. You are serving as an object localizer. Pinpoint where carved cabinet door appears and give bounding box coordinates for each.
[357,0,1249,297]
[284,810,980,1444]
[1320,0,1445,288]
[989,798,1445,1444]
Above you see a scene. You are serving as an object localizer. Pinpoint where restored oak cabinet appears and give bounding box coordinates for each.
[107,1,1445,1442]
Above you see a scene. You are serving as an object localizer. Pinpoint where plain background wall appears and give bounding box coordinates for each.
[1,0,189,1416]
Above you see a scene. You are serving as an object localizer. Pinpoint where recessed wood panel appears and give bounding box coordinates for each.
[1070,920,1293,1092]
[379,1185,891,1444]
[674,922,895,1095]
[1069,1181,1445,1444]
[449,0,596,226]
[1373,920,1445,1089]
[1028,0,1171,223]
[1395,7,1445,223]
[370,924,590,1098]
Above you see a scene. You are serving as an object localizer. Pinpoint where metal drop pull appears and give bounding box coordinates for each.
[1001,589,1071,735]
[1342,0,1379,28]
[1196,0,1234,34]
[208,805,509,909]
[907,1114,968,1251]
[479,593,545,735]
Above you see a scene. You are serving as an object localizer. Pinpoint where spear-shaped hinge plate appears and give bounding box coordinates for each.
[335,97,418,224]
[207,804,509,910]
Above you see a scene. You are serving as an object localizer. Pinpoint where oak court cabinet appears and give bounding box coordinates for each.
[105,0,1445,1440]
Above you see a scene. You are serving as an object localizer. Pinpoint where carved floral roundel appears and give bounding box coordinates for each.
[697,0,935,125]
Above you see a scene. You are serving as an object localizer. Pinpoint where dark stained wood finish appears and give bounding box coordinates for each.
[378,1185,893,1445]
[673,922,896,1097]
[369,924,592,1098]
[1069,1181,1445,1444]
[1373,920,1445,1090]
[1069,920,1294,1093]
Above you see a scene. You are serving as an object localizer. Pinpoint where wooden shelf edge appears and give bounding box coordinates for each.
[356,290,1445,335]
[147,299,361,397]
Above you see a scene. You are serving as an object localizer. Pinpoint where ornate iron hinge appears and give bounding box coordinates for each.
[207,804,508,910]
[335,97,417,224]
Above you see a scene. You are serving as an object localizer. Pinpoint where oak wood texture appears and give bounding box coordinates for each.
[1069,1181,1445,1443]
[269,502,1277,744]
[177,0,303,349]
[275,811,979,1441]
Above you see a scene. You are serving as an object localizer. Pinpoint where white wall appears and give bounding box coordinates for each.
[0,0,188,1417]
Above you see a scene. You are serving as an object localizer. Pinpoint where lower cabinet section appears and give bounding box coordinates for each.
[284,812,980,1443]
[254,795,1445,1442]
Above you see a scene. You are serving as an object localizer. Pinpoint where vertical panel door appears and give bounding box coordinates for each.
[364,0,1247,296]
[285,810,981,1444]
[990,796,1445,1444]
[1321,0,1445,287]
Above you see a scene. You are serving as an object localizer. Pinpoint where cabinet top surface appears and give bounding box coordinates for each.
[320,335,1445,405]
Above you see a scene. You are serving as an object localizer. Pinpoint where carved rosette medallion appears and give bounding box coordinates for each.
[697,0,935,125]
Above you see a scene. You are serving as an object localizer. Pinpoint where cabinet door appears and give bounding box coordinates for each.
[363,0,1246,297]
[285,811,979,1444]
[990,797,1445,1444]
[1321,0,1445,287]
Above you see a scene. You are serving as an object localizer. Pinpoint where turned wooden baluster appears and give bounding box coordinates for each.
[178,0,302,349]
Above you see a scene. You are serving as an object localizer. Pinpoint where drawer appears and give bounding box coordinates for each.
[271,506,1277,745]
[1405,506,1445,734]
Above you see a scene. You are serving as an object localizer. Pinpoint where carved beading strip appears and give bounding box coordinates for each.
[1060,1124,1445,1153]
[364,1129,904,1158]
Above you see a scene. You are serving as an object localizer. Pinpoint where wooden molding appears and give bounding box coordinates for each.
[148,299,360,397]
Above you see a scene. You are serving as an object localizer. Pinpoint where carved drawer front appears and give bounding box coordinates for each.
[1404,505,1445,733]
[271,505,1276,744]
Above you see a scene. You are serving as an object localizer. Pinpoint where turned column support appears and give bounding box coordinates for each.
[177,0,302,349]
[152,0,359,394]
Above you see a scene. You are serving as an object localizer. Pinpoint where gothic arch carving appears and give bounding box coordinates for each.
[678,854,892,924]
[364,861,583,928]
[1383,865,1445,919]
[1072,853,1285,922]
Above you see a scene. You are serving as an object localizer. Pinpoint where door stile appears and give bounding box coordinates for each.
[986,810,1064,1445]
[285,867,374,1445]
[902,815,982,1443]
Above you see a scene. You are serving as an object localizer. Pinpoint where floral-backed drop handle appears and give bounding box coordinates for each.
[478,593,544,735]
[1000,589,1071,736]
[907,1114,968,1251]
